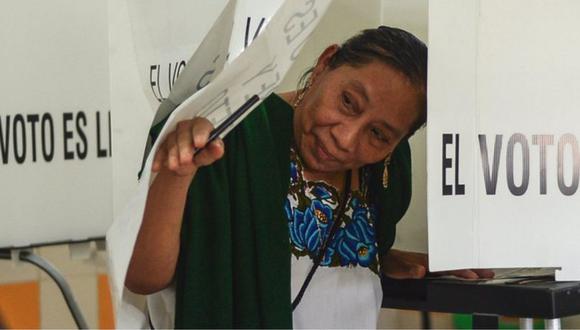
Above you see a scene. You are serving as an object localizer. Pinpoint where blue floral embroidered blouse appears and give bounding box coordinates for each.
[285,146,380,274]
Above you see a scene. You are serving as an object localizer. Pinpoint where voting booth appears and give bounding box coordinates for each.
[428,0,580,281]
[0,0,112,249]
[0,0,291,250]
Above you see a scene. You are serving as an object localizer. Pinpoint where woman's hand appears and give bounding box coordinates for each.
[152,117,225,177]
[381,249,495,280]
[127,117,225,294]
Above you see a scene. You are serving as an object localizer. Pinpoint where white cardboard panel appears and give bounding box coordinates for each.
[0,0,112,248]
[428,0,580,280]
[428,0,479,270]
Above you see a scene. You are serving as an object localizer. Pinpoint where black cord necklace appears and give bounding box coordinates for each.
[291,170,352,311]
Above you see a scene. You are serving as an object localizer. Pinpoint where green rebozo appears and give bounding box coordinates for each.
[145,93,412,328]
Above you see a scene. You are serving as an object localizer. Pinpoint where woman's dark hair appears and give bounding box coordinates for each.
[299,26,428,137]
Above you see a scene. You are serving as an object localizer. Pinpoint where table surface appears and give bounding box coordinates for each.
[381,276,580,319]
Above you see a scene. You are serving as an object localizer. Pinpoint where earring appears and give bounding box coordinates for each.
[293,77,312,109]
[382,156,391,188]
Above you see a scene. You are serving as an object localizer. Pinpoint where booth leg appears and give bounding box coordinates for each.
[544,318,561,330]
[519,318,534,330]
[420,311,431,329]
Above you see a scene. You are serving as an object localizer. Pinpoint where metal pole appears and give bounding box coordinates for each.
[420,311,431,329]
[545,318,561,330]
[0,250,88,329]
[519,317,534,330]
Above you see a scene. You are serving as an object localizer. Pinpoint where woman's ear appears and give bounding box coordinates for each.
[311,44,340,81]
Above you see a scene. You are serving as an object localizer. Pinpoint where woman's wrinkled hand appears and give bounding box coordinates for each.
[152,117,225,177]
[381,249,495,280]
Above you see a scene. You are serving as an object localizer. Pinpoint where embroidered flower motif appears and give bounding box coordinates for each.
[286,146,379,272]
[289,207,320,253]
[290,161,299,185]
[311,185,332,199]
[308,200,333,230]
[351,202,374,243]
[337,203,377,267]
[284,198,292,221]
[320,228,344,266]
[288,199,334,255]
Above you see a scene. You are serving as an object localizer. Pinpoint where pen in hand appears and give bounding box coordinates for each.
[193,94,260,158]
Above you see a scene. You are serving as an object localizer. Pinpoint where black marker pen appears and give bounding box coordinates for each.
[193,94,260,157]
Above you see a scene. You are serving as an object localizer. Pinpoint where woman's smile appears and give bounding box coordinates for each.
[314,136,339,163]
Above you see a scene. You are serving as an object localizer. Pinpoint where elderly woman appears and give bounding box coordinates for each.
[125,26,492,328]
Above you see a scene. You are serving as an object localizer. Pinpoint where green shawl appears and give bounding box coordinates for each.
[147,94,412,328]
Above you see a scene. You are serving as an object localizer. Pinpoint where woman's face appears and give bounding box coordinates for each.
[294,46,422,174]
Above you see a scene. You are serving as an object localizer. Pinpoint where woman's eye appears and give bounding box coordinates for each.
[371,127,389,143]
[341,92,355,112]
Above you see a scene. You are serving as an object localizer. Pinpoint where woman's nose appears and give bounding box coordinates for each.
[331,123,359,154]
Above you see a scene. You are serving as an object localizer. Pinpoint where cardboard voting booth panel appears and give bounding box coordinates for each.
[428,0,580,280]
[0,1,112,249]
[0,0,301,252]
